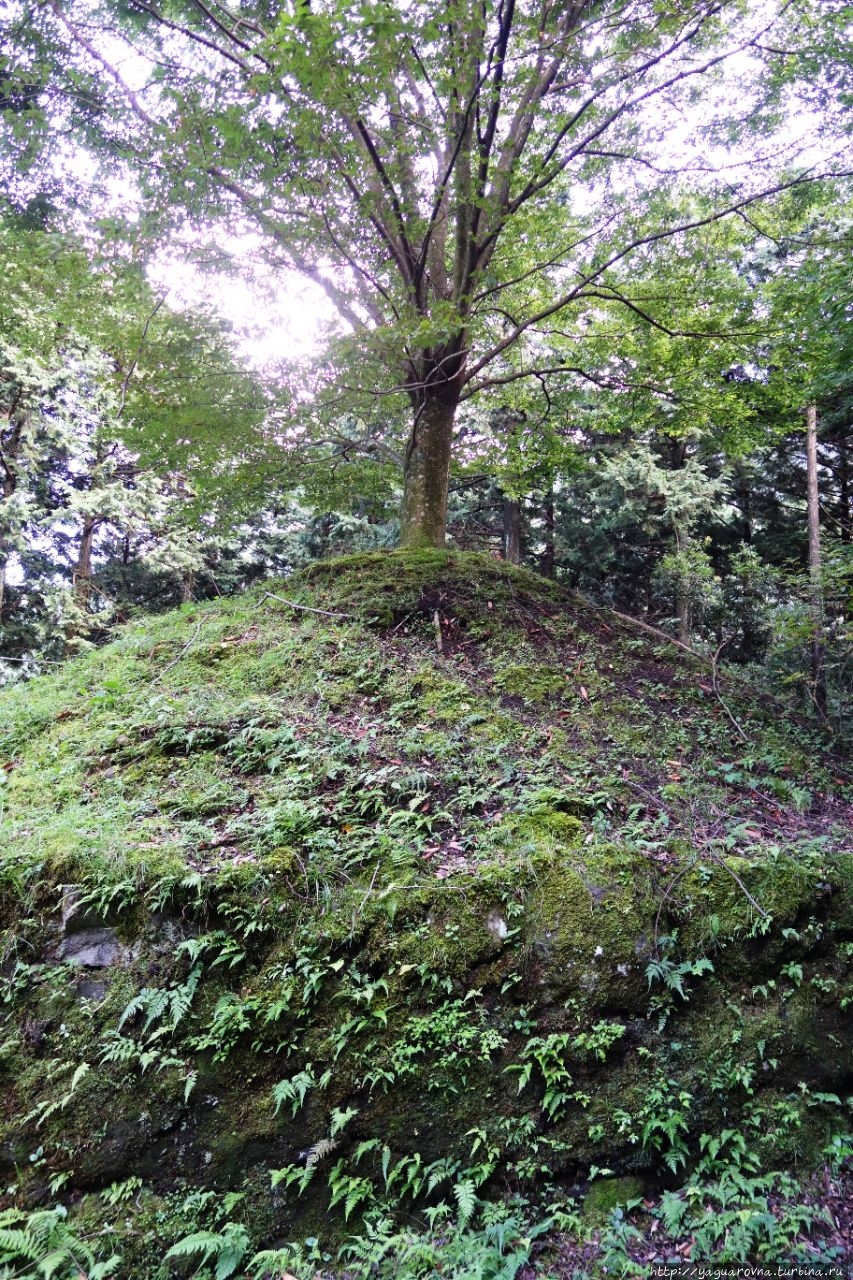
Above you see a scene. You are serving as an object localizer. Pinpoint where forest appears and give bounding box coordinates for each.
[0,1,852,1277]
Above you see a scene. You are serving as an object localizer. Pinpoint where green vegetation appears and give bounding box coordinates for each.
[1,552,850,1277]
[2,0,853,1269]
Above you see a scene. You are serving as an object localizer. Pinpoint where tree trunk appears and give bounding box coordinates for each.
[73,516,97,605]
[1,446,19,626]
[839,431,850,545]
[736,461,752,545]
[399,389,458,549]
[540,490,555,578]
[502,496,521,564]
[805,403,827,719]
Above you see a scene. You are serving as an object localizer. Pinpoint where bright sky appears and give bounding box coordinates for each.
[147,248,337,369]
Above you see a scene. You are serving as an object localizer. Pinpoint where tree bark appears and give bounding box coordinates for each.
[839,430,850,545]
[805,403,827,719]
[502,496,521,564]
[540,489,555,578]
[0,416,22,625]
[399,389,458,549]
[73,516,97,605]
[677,593,691,647]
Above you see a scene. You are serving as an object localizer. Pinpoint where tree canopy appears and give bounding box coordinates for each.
[5,0,851,545]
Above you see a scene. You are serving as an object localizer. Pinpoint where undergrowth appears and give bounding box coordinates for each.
[1,552,851,1278]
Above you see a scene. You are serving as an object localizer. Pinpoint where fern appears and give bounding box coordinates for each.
[0,1206,121,1278]
[330,1104,358,1136]
[141,988,171,1034]
[353,1138,381,1166]
[99,1032,139,1066]
[272,1065,316,1117]
[327,1159,375,1221]
[306,1137,339,1168]
[658,1189,689,1235]
[453,1178,477,1227]
[0,1224,38,1266]
[24,1061,90,1128]
[164,1223,250,1280]
[270,1162,316,1194]
[117,965,201,1037]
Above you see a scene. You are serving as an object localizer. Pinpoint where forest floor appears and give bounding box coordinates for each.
[1,550,851,1280]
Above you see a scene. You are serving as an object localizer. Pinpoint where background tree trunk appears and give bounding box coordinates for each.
[1,425,21,625]
[805,403,827,719]
[540,490,555,578]
[399,391,458,549]
[502,497,521,564]
[839,431,850,545]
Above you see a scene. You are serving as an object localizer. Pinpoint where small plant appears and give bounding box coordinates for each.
[164,1221,251,1280]
[0,1205,121,1279]
[507,1032,575,1120]
[336,1206,553,1280]
[646,933,714,1000]
[639,1076,693,1173]
[596,1205,647,1278]
[572,1021,626,1062]
[272,1064,329,1118]
[101,1175,143,1207]
[118,964,202,1036]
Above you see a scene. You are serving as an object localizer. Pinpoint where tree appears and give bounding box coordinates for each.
[0,217,271,670]
[6,0,848,547]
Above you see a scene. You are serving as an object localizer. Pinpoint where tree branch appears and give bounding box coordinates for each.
[118,293,168,416]
[463,171,851,383]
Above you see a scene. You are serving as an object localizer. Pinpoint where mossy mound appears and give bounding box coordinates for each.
[1,551,851,1277]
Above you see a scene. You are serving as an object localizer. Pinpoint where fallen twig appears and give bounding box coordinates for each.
[389,610,417,636]
[153,621,203,684]
[433,609,444,654]
[607,606,785,728]
[704,850,770,919]
[0,655,64,665]
[263,591,353,619]
[710,636,749,743]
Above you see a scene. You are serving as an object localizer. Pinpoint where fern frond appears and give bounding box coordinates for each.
[0,1227,38,1264]
[117,991,149,1032]
[164,1229,222,1261]
[453,1178,477,1227]
[305,1137,338,1169]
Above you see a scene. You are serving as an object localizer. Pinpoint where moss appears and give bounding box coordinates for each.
[525,844,656,1007]
[673,852,841,973]
[299,549,563,628]
[508,809,584,846]
[494,663,566,703]
[582,1175,646,1221]
[409,668,482,723]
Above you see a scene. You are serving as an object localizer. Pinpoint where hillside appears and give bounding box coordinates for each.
[1,551,851,1279]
